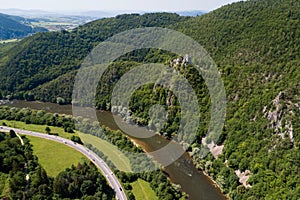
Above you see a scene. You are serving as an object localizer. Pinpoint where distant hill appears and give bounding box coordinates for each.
[0,8,205,18]
[0,13,48,40]
[176,10,205,16]
[0,9,56,17]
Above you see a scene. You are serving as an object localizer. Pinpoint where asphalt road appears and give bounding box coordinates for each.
[0,126,127,200]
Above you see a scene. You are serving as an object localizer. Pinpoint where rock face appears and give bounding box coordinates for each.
[170,54,192,67]
[235,170,252,188]
[201,137,224,159]
[263,91,294,143]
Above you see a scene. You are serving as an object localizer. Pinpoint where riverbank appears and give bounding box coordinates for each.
[201,169,229,200]
[2,100,228,200]
[112,112,228,199]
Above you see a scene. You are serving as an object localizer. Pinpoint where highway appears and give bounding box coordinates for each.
[0,126,127,200]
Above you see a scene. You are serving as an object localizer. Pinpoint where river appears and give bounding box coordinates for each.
[6,100,227,200]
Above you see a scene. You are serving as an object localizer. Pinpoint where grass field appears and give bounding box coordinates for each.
[131,179,158,200]
[0,120,78,139]
[78,133,131,172]
[27,136,85,177]
[0,119,131,172]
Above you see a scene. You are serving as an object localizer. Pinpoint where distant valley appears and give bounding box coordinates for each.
[0,13,47,40]
[0,9,204,38]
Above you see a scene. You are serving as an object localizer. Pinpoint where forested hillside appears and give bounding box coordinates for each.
[0,13,47,40]
[174,0,300,199]
[0,0,299,199]
[0,13,188,102]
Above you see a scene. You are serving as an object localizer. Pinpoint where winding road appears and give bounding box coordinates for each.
[0,126,127,200]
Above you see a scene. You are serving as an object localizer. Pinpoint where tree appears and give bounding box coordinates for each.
[56,97,66,105]
[9,129,17,138]
[80,180,95,196]
[71,135,83,145]
[45,127,51,134]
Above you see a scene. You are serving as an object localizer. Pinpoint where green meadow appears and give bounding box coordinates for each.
[78,132,131,172]
[27,136,84,177]
[131,179,158,200]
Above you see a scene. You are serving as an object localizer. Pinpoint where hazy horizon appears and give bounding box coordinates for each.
[0,0,242,12]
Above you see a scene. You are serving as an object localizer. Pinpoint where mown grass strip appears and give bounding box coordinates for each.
[131,178,158,200]
[0,120,77,139]
[78,133,131,172]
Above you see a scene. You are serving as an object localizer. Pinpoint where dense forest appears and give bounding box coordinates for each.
[0,13,47,40]
[0,131,115,199]
[175,0,300,199]
[0,0,299,199]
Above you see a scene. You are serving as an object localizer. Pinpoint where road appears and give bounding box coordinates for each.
[0,126,127,200]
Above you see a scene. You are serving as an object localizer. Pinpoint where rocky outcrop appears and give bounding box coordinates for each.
[170,54,192,67]
[201,137,224,159]
[235,170,252,188]
[263,91,294,142]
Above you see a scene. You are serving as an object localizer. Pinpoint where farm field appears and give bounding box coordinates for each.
[27,135,85,177]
